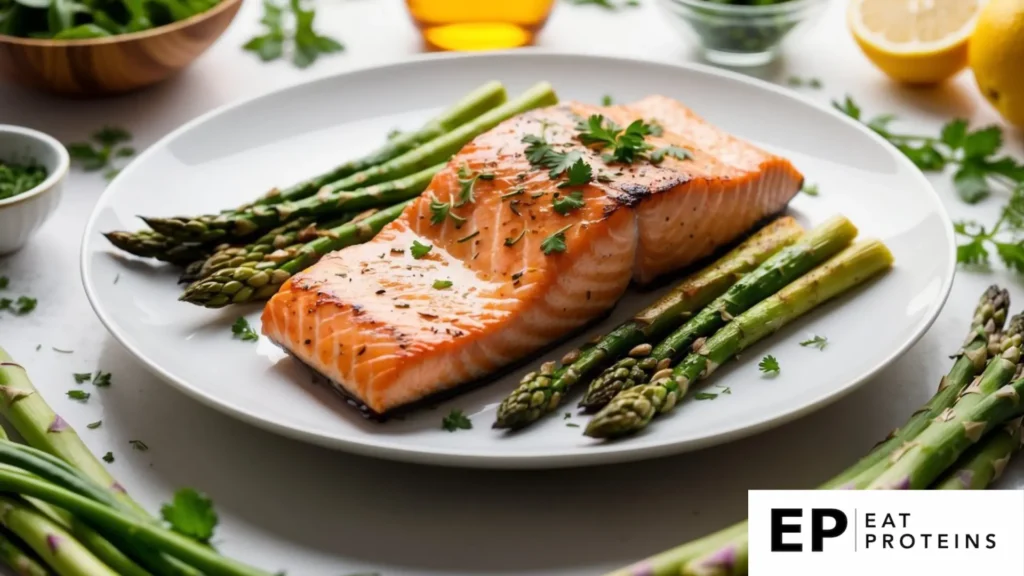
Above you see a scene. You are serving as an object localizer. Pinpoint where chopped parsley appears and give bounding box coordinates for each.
[441,409,472,432]
[432,279,453,290]
[102,452,114,463]
[521,133,594,183]
[0,277,7,289]
[504,229,527,246]
[410,240,433,259]
[456,165,493,207]
[575,115,663,164]
[73,373,92,384]
[552,191,586,215]
[129,440,148,451]
[66,126,135,179]
[694,392,718,401]
[429,197,466,228]
[799,335,828,350]
[86,421,102,429]
[231,317,259,342]
[601,94,614,106]
[758,355,780,376]
[500,186,525,200]
[0,160,46,201]
[243,0,344,69]
[566,422,580,428]
[559,158,593,188]
[0,296,37,315]
[541,225,572,255]
[93,371,112,387]
[66,390,90,401]
[649,145,692,164]
[786,76,823,89]
[801,183,819,196]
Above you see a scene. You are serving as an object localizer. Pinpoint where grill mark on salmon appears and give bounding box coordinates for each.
[262,95,803,414]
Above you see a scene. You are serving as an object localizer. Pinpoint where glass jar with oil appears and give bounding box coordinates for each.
[405,0,556,51]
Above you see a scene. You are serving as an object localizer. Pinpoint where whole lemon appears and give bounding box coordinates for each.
[970,0,1024,128]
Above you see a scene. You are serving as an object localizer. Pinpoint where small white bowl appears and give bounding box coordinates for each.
[0,125,68,255]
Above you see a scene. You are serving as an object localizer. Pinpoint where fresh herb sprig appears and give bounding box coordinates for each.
[161,488,218,544]
[66,127,135,180]
[576,115,658,164]
[832,96,1024,204]
[244,0,343,69]
[955,188,1024,272]
[231,317,259,342]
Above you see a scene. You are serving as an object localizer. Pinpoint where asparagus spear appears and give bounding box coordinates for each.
[586,239,894,438]
[580,216,859,411]
[607,286,1009,576]
[195,214,358,280]
[822,285,1011,488]
[935,416,1023,489]
[102,230,211,267]
[180,200,410,308]
[144,83,557,243]
[492,216,805,430]
[142,164,442,244]
[0,529,48,576]
[0,496,117,576]
[236,80,507,210]
[868,346,1024,490]
[0,471,271,576]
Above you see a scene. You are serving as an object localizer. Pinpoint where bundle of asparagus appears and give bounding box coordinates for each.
[104,80,562,309]
[0,346,272,575]
[494,215,890,433]
[607,286,1022,576]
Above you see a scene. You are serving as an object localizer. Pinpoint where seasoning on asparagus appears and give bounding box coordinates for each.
[586,239,894,438]
[580,215,859,411]
[180,200,411,308]
[492,216,805,430]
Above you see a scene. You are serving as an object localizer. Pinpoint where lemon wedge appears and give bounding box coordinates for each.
[849,0,982,84]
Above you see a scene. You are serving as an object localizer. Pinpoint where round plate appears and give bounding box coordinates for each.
[81,52,954,468]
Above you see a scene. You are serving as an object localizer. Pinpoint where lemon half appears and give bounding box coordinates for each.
[849,0,981,85]
[970,0,1024,129]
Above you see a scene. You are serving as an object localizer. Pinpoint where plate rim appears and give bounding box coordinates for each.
[80,50,956,468]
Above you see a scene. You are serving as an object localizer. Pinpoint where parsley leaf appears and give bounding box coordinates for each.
[244,0,342,68]
[649,145,692,164]
[575,115,656,164]
[545,149,583,179]
[758,355,780,376]
[541,225,572,255]
[552,191,585,215]
[66,390,90,401]
[73,373,92,384]
[12,296,36,315]
[67,127,134,176]
[432,279,453,290]
[799,335,828,350]
[161,488,218,544]
[102,452,114,463]
[231,317,259,342]
[410,240,432,259]
[441,409,472,432]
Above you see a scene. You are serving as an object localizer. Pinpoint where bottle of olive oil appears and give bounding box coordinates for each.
[405,0,556,51]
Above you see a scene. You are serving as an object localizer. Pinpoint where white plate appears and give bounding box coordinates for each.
[81,52,954,469]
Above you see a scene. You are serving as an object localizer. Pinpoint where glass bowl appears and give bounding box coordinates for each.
[658,0,827,67]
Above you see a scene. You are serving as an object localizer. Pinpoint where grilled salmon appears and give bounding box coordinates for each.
[261,95,803,414]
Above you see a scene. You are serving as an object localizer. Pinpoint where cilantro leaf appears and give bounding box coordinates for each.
[441,409,472,432]
[161,488,218,544]
[649,145,692,164]
[758,355,780,376]
[410,240,432,259]
[541,225,572,255]
[562,159,592,187]
[546,150,583,179]
[552,191,585,215]
[953,162,991,204]
[576,115,656,164]
[231,317,259,342]
[963,126,1002,160]
[940,119,967,150]
[799,335,828,350]
[432,279,453,290]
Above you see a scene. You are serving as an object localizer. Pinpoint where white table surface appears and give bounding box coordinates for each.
[2,0,1024,574]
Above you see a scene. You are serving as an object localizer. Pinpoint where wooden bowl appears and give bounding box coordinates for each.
[0,0,242,98]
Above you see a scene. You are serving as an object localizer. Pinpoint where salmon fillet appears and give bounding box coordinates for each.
[261,95,803,414]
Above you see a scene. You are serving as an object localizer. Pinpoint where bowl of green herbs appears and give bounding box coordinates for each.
[0,0,240,96]
[659,0,826,67]
[0,125,68,253]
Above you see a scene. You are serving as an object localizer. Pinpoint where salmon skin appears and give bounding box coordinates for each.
[262,95,803,415]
